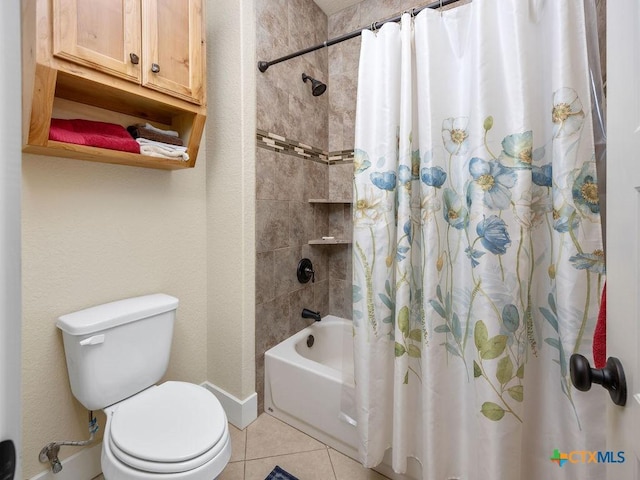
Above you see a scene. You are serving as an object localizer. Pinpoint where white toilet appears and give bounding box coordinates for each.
[56,293,231,479]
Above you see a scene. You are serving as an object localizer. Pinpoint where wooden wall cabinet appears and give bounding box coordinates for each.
[54,0,204,105]
[22,0,207,170]
[53,0,143,85]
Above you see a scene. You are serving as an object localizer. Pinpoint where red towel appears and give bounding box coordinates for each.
[593,283,606,369]
[49,119,140,154]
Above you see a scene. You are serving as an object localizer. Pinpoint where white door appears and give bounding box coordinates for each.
[0,1,22,479]
[606,0,640,478]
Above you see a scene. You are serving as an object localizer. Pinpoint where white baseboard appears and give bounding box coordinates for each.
[30,442,102,480]
[201,381,257,430]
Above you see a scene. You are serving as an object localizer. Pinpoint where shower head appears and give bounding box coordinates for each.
[302,73,326,96]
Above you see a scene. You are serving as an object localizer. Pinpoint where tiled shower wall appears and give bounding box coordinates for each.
[254,0,497,414]
[255,0,330,412]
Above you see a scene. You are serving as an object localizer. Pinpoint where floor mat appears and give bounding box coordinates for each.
[265,465,300,480]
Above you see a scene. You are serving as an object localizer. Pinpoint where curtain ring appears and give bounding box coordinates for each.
[370,21,378,33]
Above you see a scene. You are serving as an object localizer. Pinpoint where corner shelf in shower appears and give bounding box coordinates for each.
[308,199,352,245]
[308,238,351,245]
[308,199,352,204]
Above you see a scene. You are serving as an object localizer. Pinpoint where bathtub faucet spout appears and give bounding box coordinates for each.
[302,308,321,322]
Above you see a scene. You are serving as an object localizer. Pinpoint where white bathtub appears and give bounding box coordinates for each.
[264,315,359,458]
[264,316,419,480]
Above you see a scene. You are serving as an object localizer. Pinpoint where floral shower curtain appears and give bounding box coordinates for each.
[352,2,605,479]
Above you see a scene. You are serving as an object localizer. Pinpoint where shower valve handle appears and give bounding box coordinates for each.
[306,267,315,283]
[570,354,627,406]
[297,258,315,283]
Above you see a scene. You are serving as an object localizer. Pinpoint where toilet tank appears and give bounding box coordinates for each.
[56,294,179,411]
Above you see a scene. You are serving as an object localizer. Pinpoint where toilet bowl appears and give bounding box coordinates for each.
[101,382,231,479]
[56,294,231,479]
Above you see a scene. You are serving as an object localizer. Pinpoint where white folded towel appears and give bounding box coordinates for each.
[136,138,189,161]
[136,138,187,151]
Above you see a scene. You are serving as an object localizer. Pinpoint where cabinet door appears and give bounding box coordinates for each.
[53,0,142,83]
[142,0,205,105]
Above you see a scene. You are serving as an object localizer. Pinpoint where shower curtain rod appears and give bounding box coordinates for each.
[257,0,461,72]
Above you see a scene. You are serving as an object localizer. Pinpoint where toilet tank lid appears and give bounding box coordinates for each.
[56,294,179,336]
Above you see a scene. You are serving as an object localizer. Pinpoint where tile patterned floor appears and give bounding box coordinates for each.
[219,414,389,480]
[92,413,388,480]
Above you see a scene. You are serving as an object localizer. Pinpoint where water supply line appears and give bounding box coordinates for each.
[39,411,99,474]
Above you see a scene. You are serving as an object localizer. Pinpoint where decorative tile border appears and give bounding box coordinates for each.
[256,129,353,165]
[327,149,355,164]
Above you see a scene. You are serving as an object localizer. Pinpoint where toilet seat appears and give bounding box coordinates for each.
[107,382,227,474]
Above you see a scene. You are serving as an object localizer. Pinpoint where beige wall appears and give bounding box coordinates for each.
[22,154,209,477]
[206,0,257,400]
[21,0,257,477]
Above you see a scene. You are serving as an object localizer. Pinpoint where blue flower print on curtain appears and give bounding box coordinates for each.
[442,188,469,230]
[571,161,600,218]
[371,171,397,191]
[354,98,604,427]
[421,166,447,187]
[468,157,517,210]
[476,215,511,255]
[499,131,534,169]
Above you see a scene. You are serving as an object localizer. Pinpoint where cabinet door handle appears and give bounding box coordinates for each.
[129,53,140,64]
[151,63,160,73]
